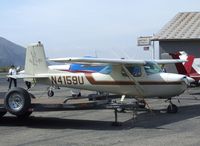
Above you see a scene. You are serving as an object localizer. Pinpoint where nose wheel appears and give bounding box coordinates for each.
[167,104,178,113]
[166,99,178,113]
[136,99,146,108]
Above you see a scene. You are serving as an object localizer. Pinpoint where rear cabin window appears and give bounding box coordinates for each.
[99,65,112,74]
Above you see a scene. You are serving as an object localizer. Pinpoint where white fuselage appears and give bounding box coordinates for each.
[18,42,190,99]
[37,69,187,98]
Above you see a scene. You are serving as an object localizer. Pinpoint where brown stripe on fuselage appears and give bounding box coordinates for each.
[85,73,135,85]
[85,73,183,85]
[139,81,183,85]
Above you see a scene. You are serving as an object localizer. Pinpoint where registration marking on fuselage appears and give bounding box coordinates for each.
[51,76,84,85]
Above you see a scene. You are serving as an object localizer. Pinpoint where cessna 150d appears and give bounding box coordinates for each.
[5,42,194,117]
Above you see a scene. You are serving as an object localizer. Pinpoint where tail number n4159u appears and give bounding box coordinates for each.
[51,76,84,85]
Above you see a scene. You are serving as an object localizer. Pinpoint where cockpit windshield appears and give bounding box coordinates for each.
[144,61,162,75]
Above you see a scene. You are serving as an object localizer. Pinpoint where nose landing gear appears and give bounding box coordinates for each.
[166,98,178,113]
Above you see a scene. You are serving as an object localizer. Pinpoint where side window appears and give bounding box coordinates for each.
[132,66,142,77]
[125,65,142,77]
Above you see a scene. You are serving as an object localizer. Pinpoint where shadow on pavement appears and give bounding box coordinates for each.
[0,104,200,130]
[125,104,200,128]
[0,116,134,130]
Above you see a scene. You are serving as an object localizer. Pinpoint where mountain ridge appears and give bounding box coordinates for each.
[0,37,25,67]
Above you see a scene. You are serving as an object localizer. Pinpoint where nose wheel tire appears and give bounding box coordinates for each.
[136,100,146,108]
[4,87,31,116]
[117,107,125,112]
[47,90,54,97]
[167,104,178,113]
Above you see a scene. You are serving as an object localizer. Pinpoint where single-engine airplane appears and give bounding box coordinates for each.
[5,42,194,118]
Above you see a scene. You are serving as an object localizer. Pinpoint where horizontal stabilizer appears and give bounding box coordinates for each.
[8,74,49,79]
[155,59,187,64]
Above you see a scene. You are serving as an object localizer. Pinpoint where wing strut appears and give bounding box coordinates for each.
[121,65,144,97]
[121,65,152,111]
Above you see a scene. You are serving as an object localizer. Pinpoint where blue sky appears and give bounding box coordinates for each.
[0,0,200,59]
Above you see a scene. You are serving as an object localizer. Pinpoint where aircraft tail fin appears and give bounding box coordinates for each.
[25,42,49,75]
[169,52,195,75]
[183,55,195,74]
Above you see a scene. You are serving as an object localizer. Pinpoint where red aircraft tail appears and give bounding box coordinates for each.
[169,52,195,76]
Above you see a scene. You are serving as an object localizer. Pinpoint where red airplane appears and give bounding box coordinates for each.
[162,51,200,86]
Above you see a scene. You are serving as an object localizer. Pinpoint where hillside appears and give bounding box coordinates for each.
[0,37,25,67]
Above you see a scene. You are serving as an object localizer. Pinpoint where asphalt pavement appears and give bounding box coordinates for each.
[0,77,200,146]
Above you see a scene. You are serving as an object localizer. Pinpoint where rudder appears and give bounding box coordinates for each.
[25,42,48,75]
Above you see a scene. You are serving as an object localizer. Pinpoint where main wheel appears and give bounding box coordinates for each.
[47,90,54,97]
[167,104,178,113]
[4,87,31,116]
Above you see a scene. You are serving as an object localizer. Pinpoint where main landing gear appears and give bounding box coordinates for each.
[166,98,178,113]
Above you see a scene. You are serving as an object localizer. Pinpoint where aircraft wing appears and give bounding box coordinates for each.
[155,59,187,64]
[49,57,186,65]
[49,57,146,65]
